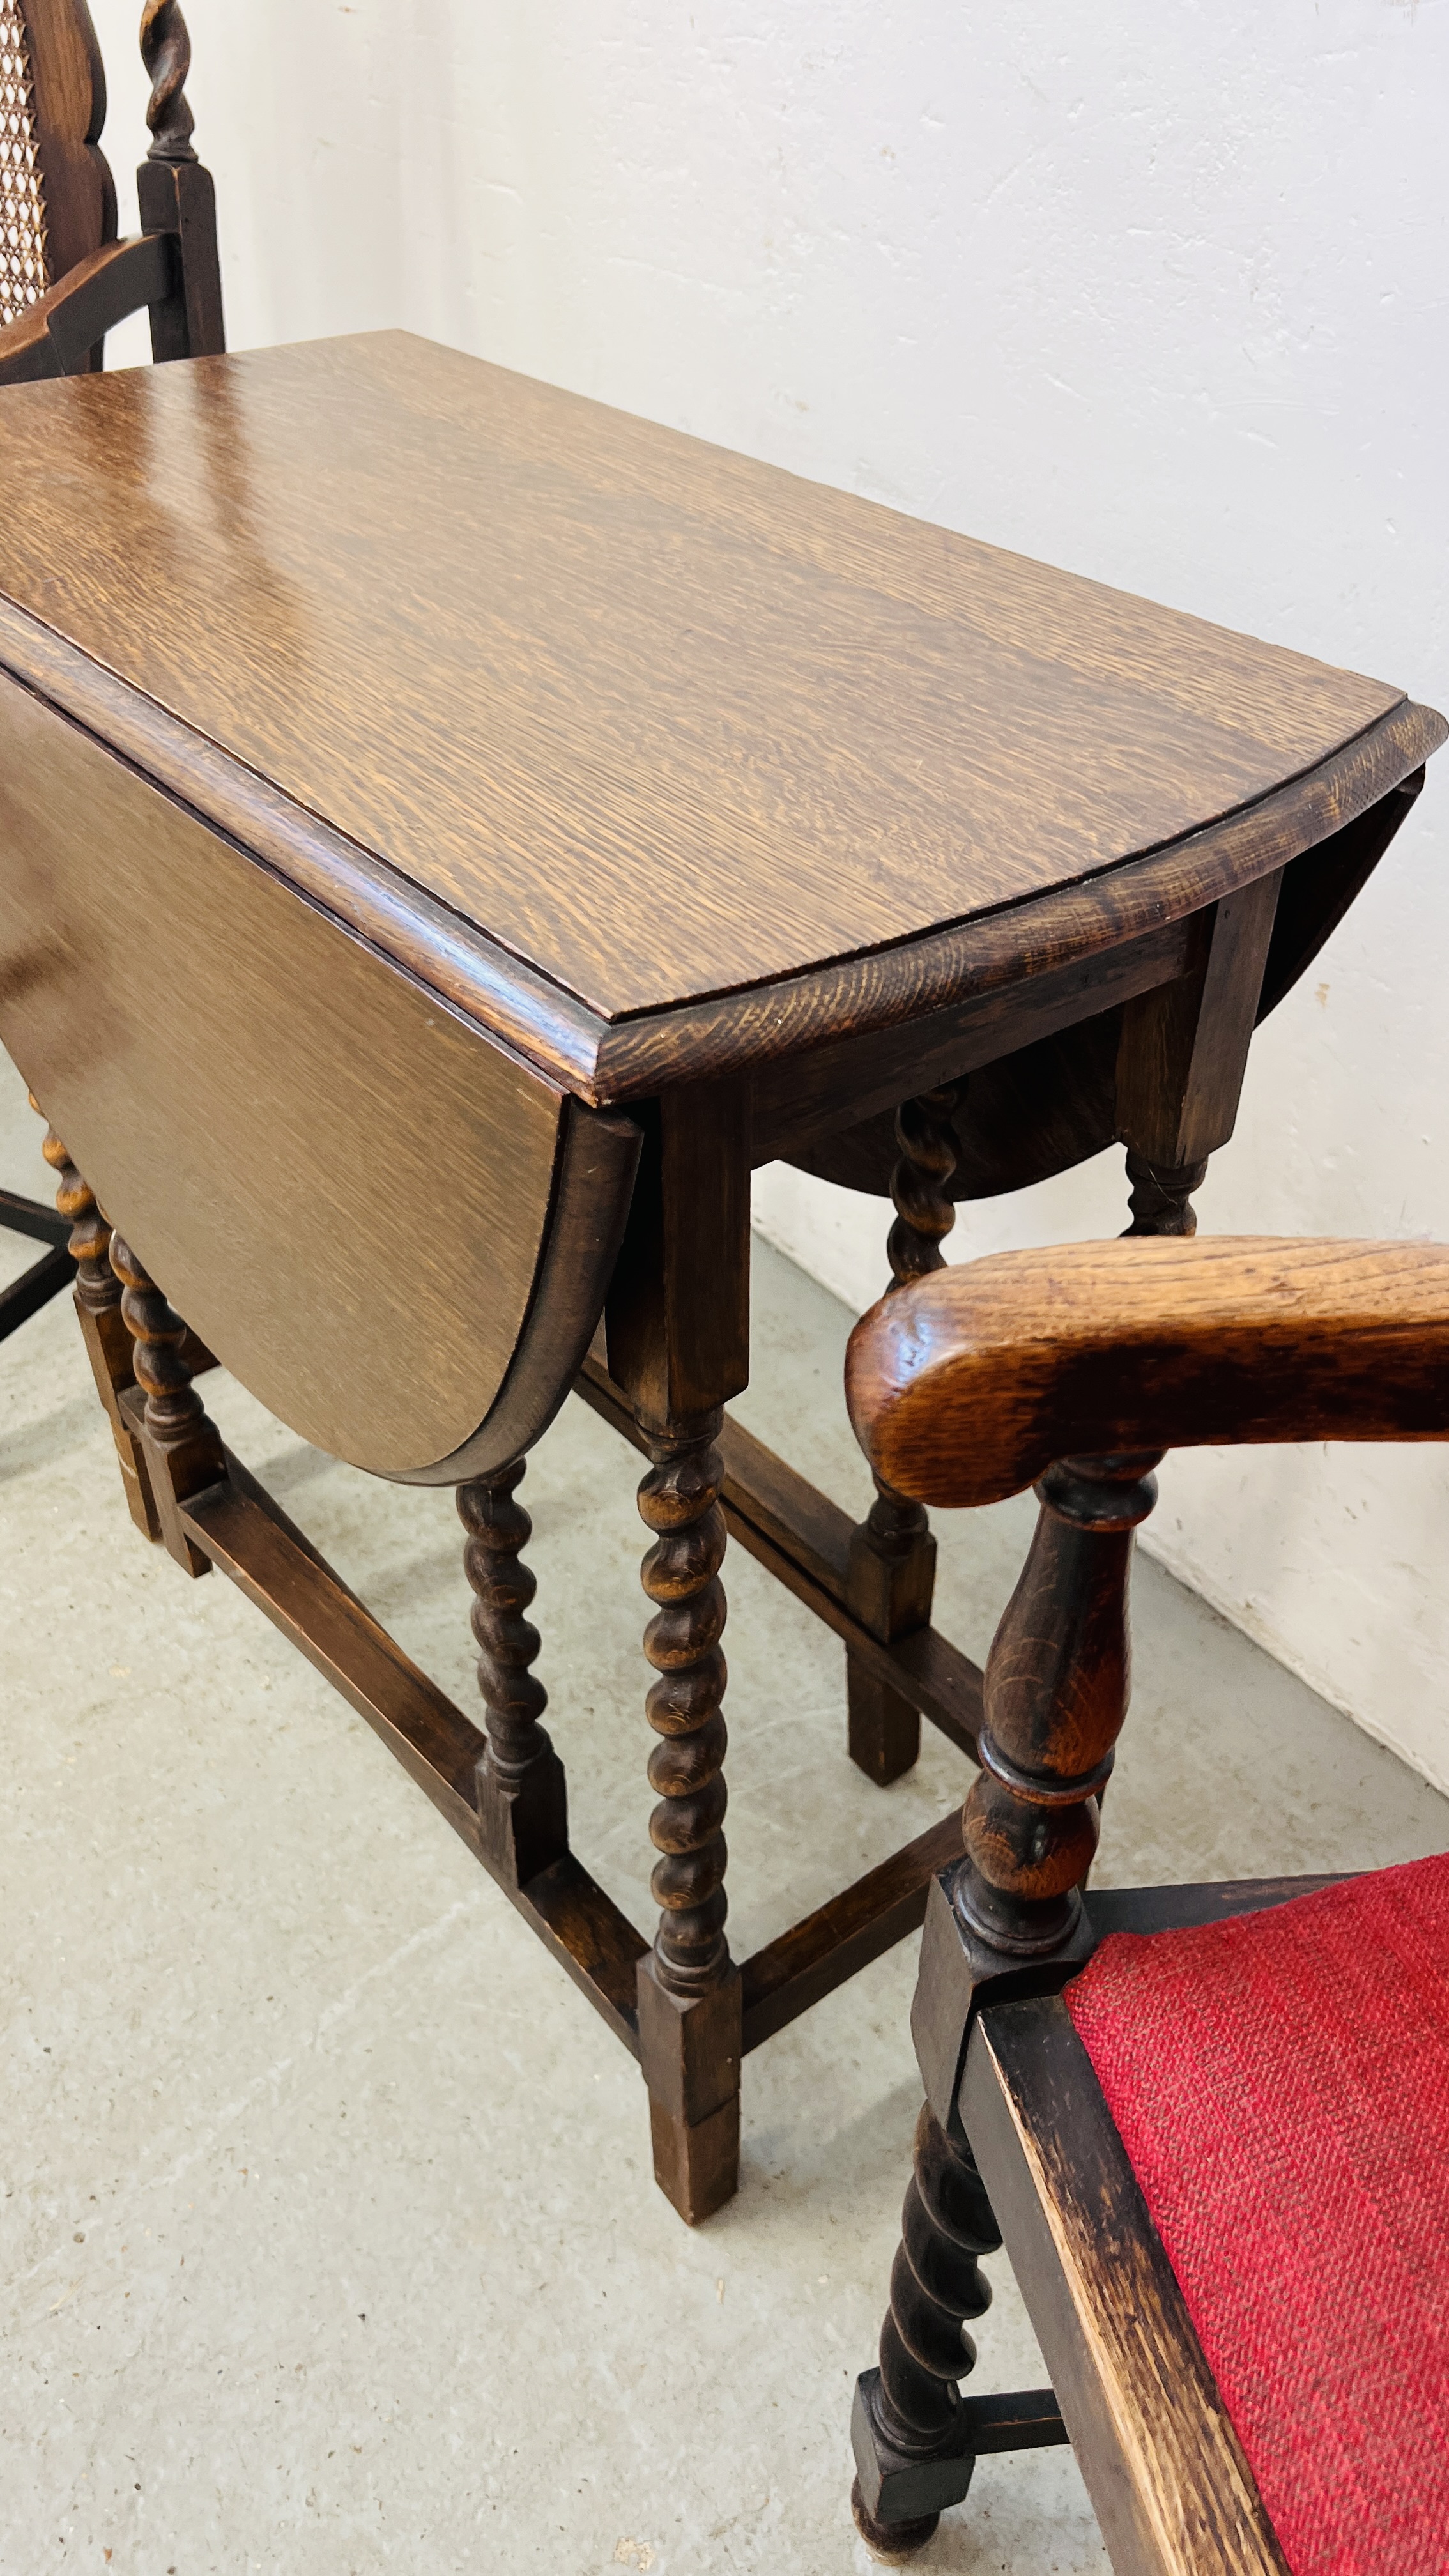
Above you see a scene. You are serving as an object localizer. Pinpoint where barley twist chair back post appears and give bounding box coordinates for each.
[845,1234,1449,2564]
[0,0,225,1344]
[0,0,221,387]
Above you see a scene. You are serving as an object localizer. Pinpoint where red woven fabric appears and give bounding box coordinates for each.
[1065,1851,1449,2575]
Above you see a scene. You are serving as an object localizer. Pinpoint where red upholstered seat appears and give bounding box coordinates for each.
[1066,1853,1449,2576]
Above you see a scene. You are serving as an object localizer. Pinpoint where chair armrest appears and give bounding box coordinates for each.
[0,233,176,388]
[847,1236,1449,1507]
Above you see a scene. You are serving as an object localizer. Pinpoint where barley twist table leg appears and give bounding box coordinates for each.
[31,1097,159,1538]
[109,1230,225,1574]
[633,1407,741,2223]
[846,1084,960,1783]
[460,1459,569,1887]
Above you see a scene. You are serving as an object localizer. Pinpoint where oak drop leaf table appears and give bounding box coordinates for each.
[0,332,1439,2222]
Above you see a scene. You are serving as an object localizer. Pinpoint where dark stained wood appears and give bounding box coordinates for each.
[0,1184,66,1246]
[1121,1151,1209,1241]
[17,0,114,296]
[762,917,1186,1177]
[740,1809,963,2053]
[181,1467,650,2054]
[849,1225,1436,2552]
[852,1431,1164,2551]
[800,861,1284,1243]
[138,0,194,160]
[632,1407,743,2223]
[37,1102,114,1305]
[110,1230,226,1575]
[846,1085,960,1786]
[953,2389,1068,2455]
[845,1594,928,1786]
[411,1100,640,1487]
[0,1238,68,1333]
[0,675,628,1483]
[1257,770,1423,1022]
[460,1459,569,1889]
[0,232,173,383]
[1,2,54,327]
[958,1453,1160,1958]
[850,2099,1003,2547]
[786,771,1426,1204]
[604,1084,751,1426]
[135,3,223,362]
[850,2371,1071,2542]
[1116,867,1283,1196]
[0,2,221,386]
[707,1402,859,1604]
[884,1087,963,1287]
[964,2000,1289,2575]
[134,151,221,360]
[636,1413,732,1998]
[1083,1874,1351,1942]
[848,1236,1449,1511]
[6,310,1441,2242]
[33,1103,158,1535]
[889,1631,984,1761]
[636,1967,742,2225]
[597,1084,751,2216]
[0,334,1438,1059]
[523,1857,648,2048]
[574,1354,985,1760]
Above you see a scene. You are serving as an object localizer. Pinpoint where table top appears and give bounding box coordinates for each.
[0,331,1436,1098]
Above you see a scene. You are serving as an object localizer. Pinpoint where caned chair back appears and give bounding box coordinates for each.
[0,1,218,386]
[1,0,113,335]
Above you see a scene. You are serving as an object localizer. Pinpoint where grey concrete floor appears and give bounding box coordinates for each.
[3,1202,1446,2576]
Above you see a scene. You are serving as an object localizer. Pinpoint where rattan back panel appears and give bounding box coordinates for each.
[0,0,47,325]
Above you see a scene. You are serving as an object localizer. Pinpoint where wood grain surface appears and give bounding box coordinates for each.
[965,2000,1288,2575]
[0,332,1433,1038]
[0,587,1436,1107]
[785,772,1424,1198]
[0,673,578,1476]
[848,1235,1449,1508]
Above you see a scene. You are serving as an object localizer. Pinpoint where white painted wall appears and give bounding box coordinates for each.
[82,1,1449,1781]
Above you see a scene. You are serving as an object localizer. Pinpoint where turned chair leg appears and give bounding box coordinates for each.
[846,1083,960,1785]
[852,1448,1160,2554]
[851,2101,1002,2554]
[460,1459,569,1887]
[633,1407,742,2224]
[109,1230,226,1575]
[31,1098,160,1539]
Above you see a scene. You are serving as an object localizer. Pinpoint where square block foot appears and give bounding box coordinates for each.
[851,2370,977,2524]
[648,2089,739,2225]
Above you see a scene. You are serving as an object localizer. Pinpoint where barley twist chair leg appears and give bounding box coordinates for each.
[851,2099,1002,2554]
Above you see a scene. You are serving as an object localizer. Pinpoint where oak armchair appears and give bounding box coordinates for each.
[847,1236,1449,2572]
[0,0,221,1338]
